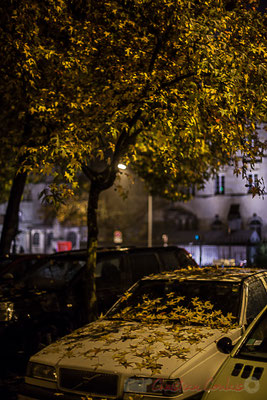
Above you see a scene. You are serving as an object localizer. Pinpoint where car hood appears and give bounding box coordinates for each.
[31,318,235,377]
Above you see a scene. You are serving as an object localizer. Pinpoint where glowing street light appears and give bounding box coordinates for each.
[118,163,127,170]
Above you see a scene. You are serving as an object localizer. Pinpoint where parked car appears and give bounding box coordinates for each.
[0,254,46,373]
[202,303,267,399]
[0,253,45,279]
[21,245,198,312]
[0,246,196,374]
[19,267,267,400]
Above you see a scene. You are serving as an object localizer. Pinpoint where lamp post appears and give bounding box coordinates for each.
[118,164,153,248]
[148,194,152,247]
[195,234,202,267]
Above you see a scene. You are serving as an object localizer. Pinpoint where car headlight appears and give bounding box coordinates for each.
[0,302,15,321]
[124,377,182,396]
[26,362,57,381]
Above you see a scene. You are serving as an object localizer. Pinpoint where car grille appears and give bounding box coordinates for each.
[59,368,118,396]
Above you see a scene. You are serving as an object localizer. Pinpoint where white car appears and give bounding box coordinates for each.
[202,304,267,400]
[18,267,267,400]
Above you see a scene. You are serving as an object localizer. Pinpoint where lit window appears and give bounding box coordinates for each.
[215,175,225,195]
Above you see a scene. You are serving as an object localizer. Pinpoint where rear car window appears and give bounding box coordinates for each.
[95,256,122,286]
[157,251,180,269]
[130,253,161,282]
[176,251,197,267]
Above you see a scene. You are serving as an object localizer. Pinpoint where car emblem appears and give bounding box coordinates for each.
[71,373,101,390]
[83,373,101,382]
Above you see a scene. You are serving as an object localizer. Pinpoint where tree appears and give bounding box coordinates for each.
[0,0,266,320]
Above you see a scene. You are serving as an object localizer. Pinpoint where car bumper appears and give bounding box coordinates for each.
[19,383,205,400]
[18,383,84,400]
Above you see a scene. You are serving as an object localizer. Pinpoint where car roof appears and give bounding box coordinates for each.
[39,248,130,260]
[141,266,267,283]
[41,246,190,259]
[0,253,45,277]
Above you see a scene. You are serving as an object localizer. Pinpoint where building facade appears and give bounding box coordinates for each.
[0,126,266,267]
[0,182,83,254]
[158,125,267,266]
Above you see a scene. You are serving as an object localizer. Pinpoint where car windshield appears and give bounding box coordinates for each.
[106,278,241,326]
[236,309,267,361]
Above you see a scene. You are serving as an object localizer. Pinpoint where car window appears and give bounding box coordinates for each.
[95,256,121,284]
[130,253,161,282]
[246,279,267,322]
[236,308,267,361]
[0,256,43,281]
[107,279,241,322]
[24,259,85,288]
[157,251,180,269]
[176,251,197,268]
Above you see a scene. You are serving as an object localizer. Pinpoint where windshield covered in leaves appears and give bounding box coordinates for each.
[106,279,240,327]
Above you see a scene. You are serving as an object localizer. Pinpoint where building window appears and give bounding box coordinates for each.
[181,184,195,197]
[32,232,40,246]
[249,213,262,241]
[67,231,77,247]
[243,137,262,164]
[247,174,258,193]
[46,232,54,248]
[215,175,225,195]
[211,214,223,231]
[228,204,242,232]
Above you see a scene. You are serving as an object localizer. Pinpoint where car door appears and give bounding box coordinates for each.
[95,252,125,312]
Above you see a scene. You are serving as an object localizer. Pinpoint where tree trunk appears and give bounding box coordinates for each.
[0,170,27,257]
[82,180,101,323]
[81,164,118,323]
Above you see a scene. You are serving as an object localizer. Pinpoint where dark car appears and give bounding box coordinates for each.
[0,246,197,374]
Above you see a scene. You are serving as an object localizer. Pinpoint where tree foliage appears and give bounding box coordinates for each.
[1,0,266,198]
[0,0,266,316]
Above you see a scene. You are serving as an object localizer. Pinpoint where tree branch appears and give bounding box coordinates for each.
[82,164,98,180]
[161,71,196,89]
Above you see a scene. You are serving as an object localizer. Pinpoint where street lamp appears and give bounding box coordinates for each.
[118,163,127,170]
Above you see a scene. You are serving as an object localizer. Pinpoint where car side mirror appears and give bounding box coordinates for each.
[217,337,233,354]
